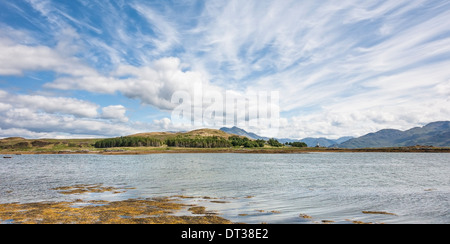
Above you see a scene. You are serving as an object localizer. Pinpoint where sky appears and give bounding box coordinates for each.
[0,0,449,139]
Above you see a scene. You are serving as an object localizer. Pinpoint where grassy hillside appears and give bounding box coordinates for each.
[0,137,100,152]
[0,128,253,153]
[130,128,237,140]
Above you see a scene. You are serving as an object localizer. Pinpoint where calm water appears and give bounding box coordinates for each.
[1,153,449,224]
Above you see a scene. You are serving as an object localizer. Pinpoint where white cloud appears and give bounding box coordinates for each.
[0,103,12,112]
[0,90,138,138]
[0,37,97,77]
[101,105,129,123]
[0,90,99,118]
[0,127,76,139]
[0,38,60,75]
[153,118,172,130]
[0,106,138,138]
[45,57,213,111]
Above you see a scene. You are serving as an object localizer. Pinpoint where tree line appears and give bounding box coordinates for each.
[94,136,307,149]
[165,136,231,148]
[94,137,162,148]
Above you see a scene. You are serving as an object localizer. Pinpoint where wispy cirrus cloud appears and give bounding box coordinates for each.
[130,2,181,57]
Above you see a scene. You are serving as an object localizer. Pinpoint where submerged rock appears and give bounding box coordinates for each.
[362,211,398,216]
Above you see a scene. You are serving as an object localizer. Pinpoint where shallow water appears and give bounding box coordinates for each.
[1,153,449,224]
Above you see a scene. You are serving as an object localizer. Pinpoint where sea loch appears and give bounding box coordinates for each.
[1,153,449,224]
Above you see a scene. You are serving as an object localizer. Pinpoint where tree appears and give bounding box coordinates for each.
[267,138,283,147]
[228,136,265,148]
[288,142,307,148]
[255,139,266,147]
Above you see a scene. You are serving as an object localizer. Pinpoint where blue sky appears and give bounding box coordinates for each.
[0,0,449,139]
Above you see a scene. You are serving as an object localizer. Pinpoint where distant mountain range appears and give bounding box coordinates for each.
[300,137,354,148]
[338,121,450,148]
[3,122,447,151]
[219,126,353,147]
[220,121,450,148]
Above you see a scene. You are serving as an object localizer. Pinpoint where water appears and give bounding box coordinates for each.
[1,153,449,224]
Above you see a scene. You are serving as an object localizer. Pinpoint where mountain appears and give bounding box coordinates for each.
[299,138,338,147]
[338,121,450,148]
[219,127,269,140]
[219,126,304,143]
[334,136,355,144]
[299,137,354,147]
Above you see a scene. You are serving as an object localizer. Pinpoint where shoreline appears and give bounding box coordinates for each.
[2,146,450,155]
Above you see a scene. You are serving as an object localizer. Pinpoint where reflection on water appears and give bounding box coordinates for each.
[1,153,449,224]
